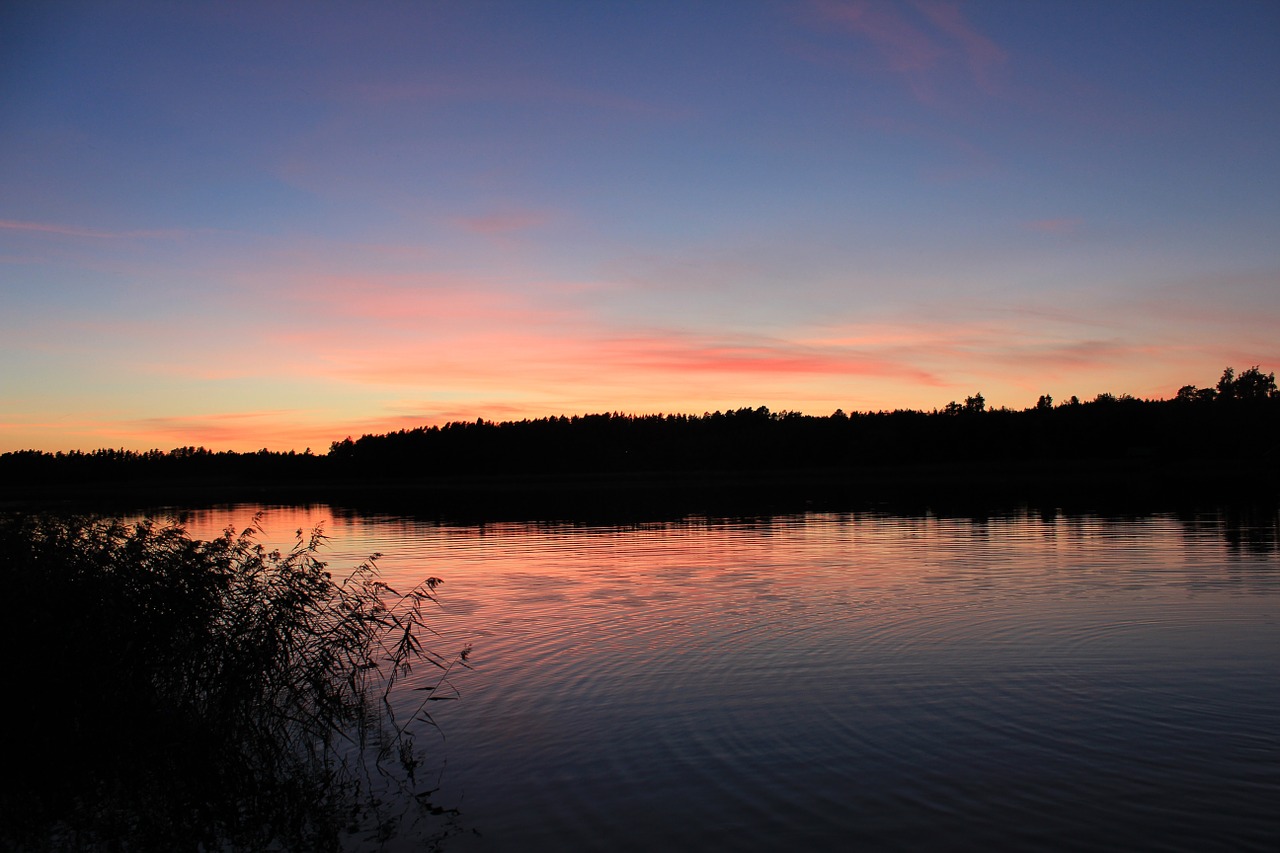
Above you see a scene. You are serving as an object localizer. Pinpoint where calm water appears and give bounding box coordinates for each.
[171,506,1279,852]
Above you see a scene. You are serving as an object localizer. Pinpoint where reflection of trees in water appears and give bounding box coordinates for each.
[0,514,469,851]
[1177,502,1280,555]
[1178,505,1280,556]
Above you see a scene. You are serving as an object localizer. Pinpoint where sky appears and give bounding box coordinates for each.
[2,1,1278,453]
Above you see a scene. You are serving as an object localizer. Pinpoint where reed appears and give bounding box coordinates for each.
[0,513,469,850]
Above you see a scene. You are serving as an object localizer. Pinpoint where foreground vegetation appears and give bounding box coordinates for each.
[0,514,469,851]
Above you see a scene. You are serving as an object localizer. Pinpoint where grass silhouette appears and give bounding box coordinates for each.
[0,513,469,851]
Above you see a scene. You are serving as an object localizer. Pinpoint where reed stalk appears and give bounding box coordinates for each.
[0,513,469,851]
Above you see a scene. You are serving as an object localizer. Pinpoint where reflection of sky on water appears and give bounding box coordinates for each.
[159,505,1279,851]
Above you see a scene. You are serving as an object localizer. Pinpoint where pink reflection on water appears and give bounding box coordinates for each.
[133,504,1279,850]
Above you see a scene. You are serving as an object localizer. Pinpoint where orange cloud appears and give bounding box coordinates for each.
[247,262,1254,417]
[119,411,323,448]
[280,316,953,410]
[0,410,329,453]
[9,252,1274,453]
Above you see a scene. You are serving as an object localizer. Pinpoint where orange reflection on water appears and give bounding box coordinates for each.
[132,503,1280,851]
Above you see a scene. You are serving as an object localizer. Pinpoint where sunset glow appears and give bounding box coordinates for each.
[2,1,1277,452]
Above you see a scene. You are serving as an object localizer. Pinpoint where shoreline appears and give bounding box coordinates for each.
[4,457,1276,521]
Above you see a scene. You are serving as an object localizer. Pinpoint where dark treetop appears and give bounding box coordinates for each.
[4,367,1277,515]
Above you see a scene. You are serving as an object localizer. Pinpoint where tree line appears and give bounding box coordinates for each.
[3,366,1276,488]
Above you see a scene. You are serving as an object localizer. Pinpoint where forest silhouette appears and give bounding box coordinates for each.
[4,366,1277,512]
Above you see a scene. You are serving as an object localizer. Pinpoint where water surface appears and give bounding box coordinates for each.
[174,507,1279,852]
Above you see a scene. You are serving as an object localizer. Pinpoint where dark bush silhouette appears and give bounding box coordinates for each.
[0,514,468,851]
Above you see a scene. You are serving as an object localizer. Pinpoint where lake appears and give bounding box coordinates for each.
[170,505,1279,852]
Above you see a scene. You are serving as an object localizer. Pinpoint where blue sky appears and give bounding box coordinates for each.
[2,1,1277,451]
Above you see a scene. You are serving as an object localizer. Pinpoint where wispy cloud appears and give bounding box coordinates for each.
[1023,218,1082,235]
[285,316,951,398]
[600,334,944,383]
[913,1,1006,91]
[0,218,200,240]
[814,0,1008,105]
[450,210,552,236]
[285,274,578,329]
[822,0,942,77]
[248,259,1280,414]
[117,414,333,451]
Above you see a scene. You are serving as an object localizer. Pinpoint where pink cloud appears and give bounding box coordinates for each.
[818,0,941,102]
[912,1,1006,92]
[0,219,120,239]
[0,218,196,240]
[9,265,1278,451]
[809,314,1149,383]
[284,274,578,329]
[820,1,941,72]
[598,335,944,383]
[451,210,552,236]
[814,0,1007,105]
[289,318,951,399]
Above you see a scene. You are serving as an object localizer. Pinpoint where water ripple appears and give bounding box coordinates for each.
[150,506,1279,852]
